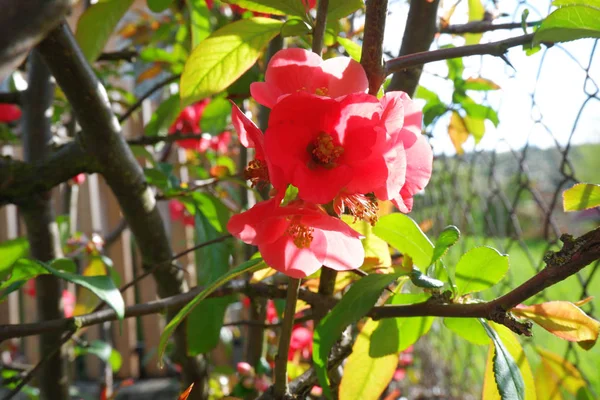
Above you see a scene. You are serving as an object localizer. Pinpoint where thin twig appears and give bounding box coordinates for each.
[360,0,388,94]
[118,74,180,123]
[311,0,329,56]
[0,91,22,105]
[97,49,138,62]
[440,20,541,35]
[127,132,206,146]
[274,278,301,399]
[385,33,537,76]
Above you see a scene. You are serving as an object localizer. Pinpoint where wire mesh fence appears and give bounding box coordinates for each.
[403,0,600,395]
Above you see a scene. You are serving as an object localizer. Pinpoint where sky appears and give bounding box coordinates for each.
[382,0,600,156]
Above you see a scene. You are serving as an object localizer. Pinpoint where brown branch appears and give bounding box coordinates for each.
[127,132,206,146]
[386,0,440,96]
[0,91,22,105]
[385,33,537,76]
[360,0,388,95]
[97,49,138,62]
[274,278,301,398]
[369,228,600,335]
[440,20,541,35]
[311,0,329,56]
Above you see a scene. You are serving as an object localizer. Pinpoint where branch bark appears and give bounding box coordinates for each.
[440,20,541,35]
[19,50,69,400]
[35,23,209,399]
[360,0,388,95]
[385,33,536,77]
[386,0,440,96]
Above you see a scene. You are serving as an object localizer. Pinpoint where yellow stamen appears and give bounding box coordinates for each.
[244,159,269,187]
[336,193,379,226]
[286,218,314,249]
[308,132,344,168]
[315,87,329,96]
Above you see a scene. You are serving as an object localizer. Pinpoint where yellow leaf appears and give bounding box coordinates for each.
[512,301,600,348]
[73,258,108,316]
[448,111,469,155]
[535,348,585,395]
[534,361,564,400]
[342,215,392,269]
[136,63,164,83]
[465,0,485,45]
[250,261,276,283]
[482,323,536,400]
[573,296,594,307]
[339,319,398,400]
[563,183,600,212]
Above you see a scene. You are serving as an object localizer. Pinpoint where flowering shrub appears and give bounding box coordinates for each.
[227,48,433,278]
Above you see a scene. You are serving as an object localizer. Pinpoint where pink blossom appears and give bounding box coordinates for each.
[250,48,368,108]
[169,99,210,151]
[289,325,313,360]
[227,198,364,278]
[169,200,195,227]
[0,104,21,122]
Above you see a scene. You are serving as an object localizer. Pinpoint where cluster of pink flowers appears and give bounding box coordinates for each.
[227,48,433,278]
[169,99,232,153]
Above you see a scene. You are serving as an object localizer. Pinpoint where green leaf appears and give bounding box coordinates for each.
[46,259,125,319]
[552,0,600,7]
[462,102,499,126]
[534,5,600,45]
[281,18,312,38]
[223,0,308,17]
[313,273,403,399]
[75,0,135,62]
[0,238,29,281]
[463,77,501,91]
[187,297,231,355]
[75,340,122,372]
[464,115,486,142]
[147,0,173,12]
[465,0,485,45]
[446,53,464,81]
[410,268,444,289]
[158,258,265,365]
[423,102,448,126]
[140,47,184,64]
[337,36,362,61]
[328,0,363,20]
[339,318,398,400]
[481,320,526,400]
[563,183,600,211]
[0,258,76,301]
[180,17,283,106]
[145,95,181,137]
[430,225,460,266]
[373,213,434,268]
[188,0,212,49]
[341,215,392,269]
[415,86,441,103]
[455,246,509,296]
[444,317,490,345]
[200,97,232,135]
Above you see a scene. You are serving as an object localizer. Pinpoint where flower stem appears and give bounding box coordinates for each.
[311,0,329,55]
[273,278,301,398]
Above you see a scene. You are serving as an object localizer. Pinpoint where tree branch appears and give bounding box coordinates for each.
[36,23,209,398]
[118,74,180,123]
[273,278,300,399]
[127,132,206,146]
[0,91,22,105]
[97,49,138,63]
[311,0,329,56]
[0,141,98,206]
[386,0,440,96]
[360,0,388,95]
[440,20,541,35]
[385,33,537,76]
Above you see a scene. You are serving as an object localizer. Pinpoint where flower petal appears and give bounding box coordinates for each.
[231,101,265,158]
[293,164,353,204]
[260,233,325,278]
[321,57,369,98]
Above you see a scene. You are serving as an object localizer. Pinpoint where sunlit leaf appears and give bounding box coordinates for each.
[147,0,173,12]
[464,115,485,143]
[188,0,211,49]
[481,321,526,400]
[158,258,265,365]
[342,215,392,270]
[76,0,135,62]
[180,17,283,106]
[328,0,363,21]
[223,0,308,17]
[448,111,469,155]
[455,246,509,296]
[444,317,490,345]
[373,213,434,268]
[313,273,403,399]
[465,0,485,45]
[535,347,586,396]
[562,183,600,212]
[75,340,122,372]
[430,225,460,265]
[339,319,398,400]
[0,237,29,281]
[74,257,109,316]
[534,6,600,45]
[463,77,501,91]
[482,323,535,400]
[200,97,232,135]
[281,18,312,38]
[337,36,362,61]
[145,95,181,137]
[512,301,600,348]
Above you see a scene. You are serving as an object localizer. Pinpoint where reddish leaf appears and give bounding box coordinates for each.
[178,383,194,400]
[512,301,600,348]
[136,63,164,83]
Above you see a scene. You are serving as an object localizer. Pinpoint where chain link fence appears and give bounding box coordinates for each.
[391,0,600,396]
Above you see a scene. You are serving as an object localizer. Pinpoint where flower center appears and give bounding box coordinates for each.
[334,193,379,226]
[286,218,314,249]
[244,159,269,187]
[307,132,344,169]
[315,87,329,96]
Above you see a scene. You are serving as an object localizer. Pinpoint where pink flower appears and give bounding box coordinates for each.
[227,198,364,278]
[169,200,195,227]
[0,104,21,122]
[263,92,389,205]
[250,48,368,109]
[289,325,313,360]
[169,99,210,150]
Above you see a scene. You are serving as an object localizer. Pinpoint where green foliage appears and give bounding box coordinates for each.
[223,0,309,18]
[563,183,600,211]
[75,0,135,62]
[145,95,181,137]
[74,340,122,372]
[444,317,490,345]
[337,36,362,61]
[454,246,509,296]
[409,268,444,289]
[430,225,461,265]
[534,2,600,45]
[147,0,173,12]
[200,97,232,135]
[158,258,265,365]
[328,0,363,20]
[481,320,526,400]
[373,213,434,268]
[0,237,29,281]
[313,273,403,399]
[281,19,312,38]
[188,0,212,49]
[180,17,283,106]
